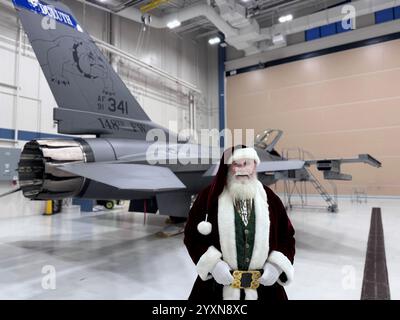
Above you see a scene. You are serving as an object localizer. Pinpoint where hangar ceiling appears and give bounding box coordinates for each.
[85,0,346,35]
[78,0,400,56]
[71,0,400,56]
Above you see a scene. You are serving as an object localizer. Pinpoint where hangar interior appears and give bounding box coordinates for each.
[0,0,399,299]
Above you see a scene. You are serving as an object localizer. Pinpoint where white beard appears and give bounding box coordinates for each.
[226,171,258,201]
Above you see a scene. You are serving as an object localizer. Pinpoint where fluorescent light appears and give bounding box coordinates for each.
[272,34,285,44]
[167,19,181,29]
[208,37,221,45]
[278,14,293,23]
[272,33,286,46]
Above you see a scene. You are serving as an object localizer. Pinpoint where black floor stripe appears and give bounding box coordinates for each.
[361,207,390,300]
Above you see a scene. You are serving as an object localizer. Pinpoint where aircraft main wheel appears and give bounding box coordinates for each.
[105,201,114,210]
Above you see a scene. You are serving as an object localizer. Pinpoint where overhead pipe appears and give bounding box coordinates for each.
[117,2,239,37]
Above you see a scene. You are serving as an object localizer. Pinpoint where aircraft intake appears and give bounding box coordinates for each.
[18,139,93,200]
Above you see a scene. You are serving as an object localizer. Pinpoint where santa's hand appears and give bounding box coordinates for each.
[259,262,281,286]
[211,260,233,285]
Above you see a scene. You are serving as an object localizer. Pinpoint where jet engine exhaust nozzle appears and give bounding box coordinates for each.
[18,139,91,200]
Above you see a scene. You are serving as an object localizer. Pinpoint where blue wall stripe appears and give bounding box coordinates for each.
[307,5,399,42]
[305,27,321,41]
[0,128,15,140]
[0,128,72,141]
[394,6,400,19]
[320,23,337,37]
[375,8,395,24]
[336,20,352,33]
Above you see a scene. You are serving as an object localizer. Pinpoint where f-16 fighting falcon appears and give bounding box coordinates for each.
[2,0,381,222]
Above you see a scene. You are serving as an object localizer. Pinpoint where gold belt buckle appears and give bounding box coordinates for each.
[231,270,261,289]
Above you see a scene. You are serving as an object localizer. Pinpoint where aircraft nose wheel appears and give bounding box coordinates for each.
[105,201,115,210]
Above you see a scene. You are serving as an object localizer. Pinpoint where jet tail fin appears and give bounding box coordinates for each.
[12,0,159,138]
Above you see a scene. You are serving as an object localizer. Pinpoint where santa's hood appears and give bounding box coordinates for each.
[206,145,249,211]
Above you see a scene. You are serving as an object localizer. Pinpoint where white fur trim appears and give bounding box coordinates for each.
[222,286,258,300]
[218,180,270,300]
[197,221,212,235]
[218,181,270,271]
[267,250,294,286]
[248,181,270,270]
[196,246,222,281]
[244,288,258,300]
[218,189,238,270]
[227,147,260,165]
[223,286,241,300]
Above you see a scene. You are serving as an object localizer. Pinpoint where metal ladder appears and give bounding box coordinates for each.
[306,168,338,212]
[281,147,308,210]
[282,147,338,212]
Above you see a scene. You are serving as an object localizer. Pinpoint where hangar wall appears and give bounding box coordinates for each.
[226,39,400,197]
[0,0,219,216]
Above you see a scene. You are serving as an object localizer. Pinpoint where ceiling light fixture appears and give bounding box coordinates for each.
[278,14,293,23]
[272,33,285,45]
[167,19,181,29]
[208,37,221,45]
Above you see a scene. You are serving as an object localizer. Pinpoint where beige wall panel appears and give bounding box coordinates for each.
[226,69,271,97]
[382,40,400,69]
[227,39,400,196]
[316,98,400,132]
[266,59,323,89]
[268,84,323,112]
[227,91,270,122]
[281,127,400,158]
[230,118,400,159]
[237,97,400,135]
[317,44,384,80]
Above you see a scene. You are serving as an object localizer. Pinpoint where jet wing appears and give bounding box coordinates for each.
[203,160,305,176]
[58,163,186,191]
[256,160,305,172]
[305,154,382,168]
[304,154,381,180]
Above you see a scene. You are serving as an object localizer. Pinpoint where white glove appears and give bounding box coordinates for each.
[259,262,281,286]
[211,260,234,286]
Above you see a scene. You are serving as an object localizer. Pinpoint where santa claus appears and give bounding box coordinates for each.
[184,145,295,300]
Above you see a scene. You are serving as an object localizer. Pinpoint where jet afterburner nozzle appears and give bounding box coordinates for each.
[18,139,93,200]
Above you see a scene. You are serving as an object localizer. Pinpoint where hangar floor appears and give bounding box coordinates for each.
[0,197,399,300]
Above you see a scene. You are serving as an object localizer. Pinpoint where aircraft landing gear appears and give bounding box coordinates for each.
[97,200,118,210]
[328,204,338,213]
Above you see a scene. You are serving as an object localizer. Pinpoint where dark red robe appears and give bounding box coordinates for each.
[184,183,295,301]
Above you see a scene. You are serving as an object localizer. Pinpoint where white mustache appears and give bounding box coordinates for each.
[234,171,251,176]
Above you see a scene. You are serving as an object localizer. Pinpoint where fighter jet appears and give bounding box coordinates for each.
[7,0,381,218]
